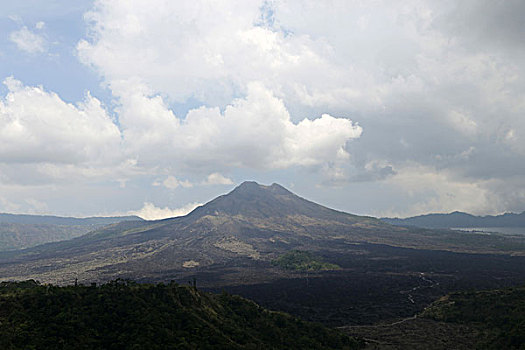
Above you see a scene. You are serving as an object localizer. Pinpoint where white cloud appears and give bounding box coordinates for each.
[380,165,496,217]
[116,80,361,170]
[131,202,201,220]
[76,0,524,178]
[0,77,121,166]
[35,21,45,30]
[446,110,478,137]
[0,76,360,187]
[76,0,386,112]
[0,196,21,213]
[153,176,193,190]
[75,0,367,178]
[9,26,47,53]
[24,198,49,214]
[203,173,233,185]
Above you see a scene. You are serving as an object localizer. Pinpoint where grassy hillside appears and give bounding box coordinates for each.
[422,286,525,349]
[272,250,341,271]
[0,280,362,350]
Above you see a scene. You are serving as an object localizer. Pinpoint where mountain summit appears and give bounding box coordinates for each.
[188,181,367,223]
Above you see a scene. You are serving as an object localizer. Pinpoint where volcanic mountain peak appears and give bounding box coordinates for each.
[231,181,292,195]
[187,181,366,223]
[187,181,294,219]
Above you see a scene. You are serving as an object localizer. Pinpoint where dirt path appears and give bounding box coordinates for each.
[337,315,418,331]
[399,272,440,304]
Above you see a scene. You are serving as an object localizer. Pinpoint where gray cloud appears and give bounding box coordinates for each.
[436,0,525,53]
[1,0,525,217]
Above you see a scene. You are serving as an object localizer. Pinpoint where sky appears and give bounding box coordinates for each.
[1,0,525,219]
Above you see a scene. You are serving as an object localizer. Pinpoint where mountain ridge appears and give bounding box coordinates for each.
[0,213,143,226]
[382,211,525,228]
[185,181,375,223]
[0,214,144,252]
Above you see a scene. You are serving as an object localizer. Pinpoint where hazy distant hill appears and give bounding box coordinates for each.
[0,214,143,251]
[382,211,525,228]
[0,280,360,350]
[0,213,142,226]
[1,181,524,285]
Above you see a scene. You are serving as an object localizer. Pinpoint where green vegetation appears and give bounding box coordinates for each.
[272,250,341,271]
[0,280,361,350]
[422,286,525,349]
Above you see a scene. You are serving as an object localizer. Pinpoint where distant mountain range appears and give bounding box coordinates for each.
[0,213,142,226]
[0,213,143,252]
[382,211,525,229]
[1,181,524,285]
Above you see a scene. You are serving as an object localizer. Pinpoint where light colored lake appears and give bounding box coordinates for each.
[452,227,525,236]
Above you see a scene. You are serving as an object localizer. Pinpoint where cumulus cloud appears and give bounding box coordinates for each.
[153,176,193,190]
[9,26,47,53]
[117,81,362,170]
[131,202,201,220]
[381,165,495,217]
[372,163,525,218]
[76,0,364,175]
[76,1,524,174]
[0,77,121,166]
[203,173,233,186]
[0,76,360,187]
[77,1,330,106]
[0,78,133,188]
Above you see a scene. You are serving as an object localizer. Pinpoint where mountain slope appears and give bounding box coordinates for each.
[0,214,143,251]
[421,286,525,349]
[188,181,372,222]
[0,182,524,285]
[382,211,525,228]
[0,280,361,350]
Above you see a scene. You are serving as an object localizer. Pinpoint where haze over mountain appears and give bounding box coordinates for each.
[0,213,142,226]
[382,211,525,229]
[1,182,524,286]
[0,214,143,252]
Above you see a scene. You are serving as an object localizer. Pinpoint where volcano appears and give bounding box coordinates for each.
[0,181,523,285]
